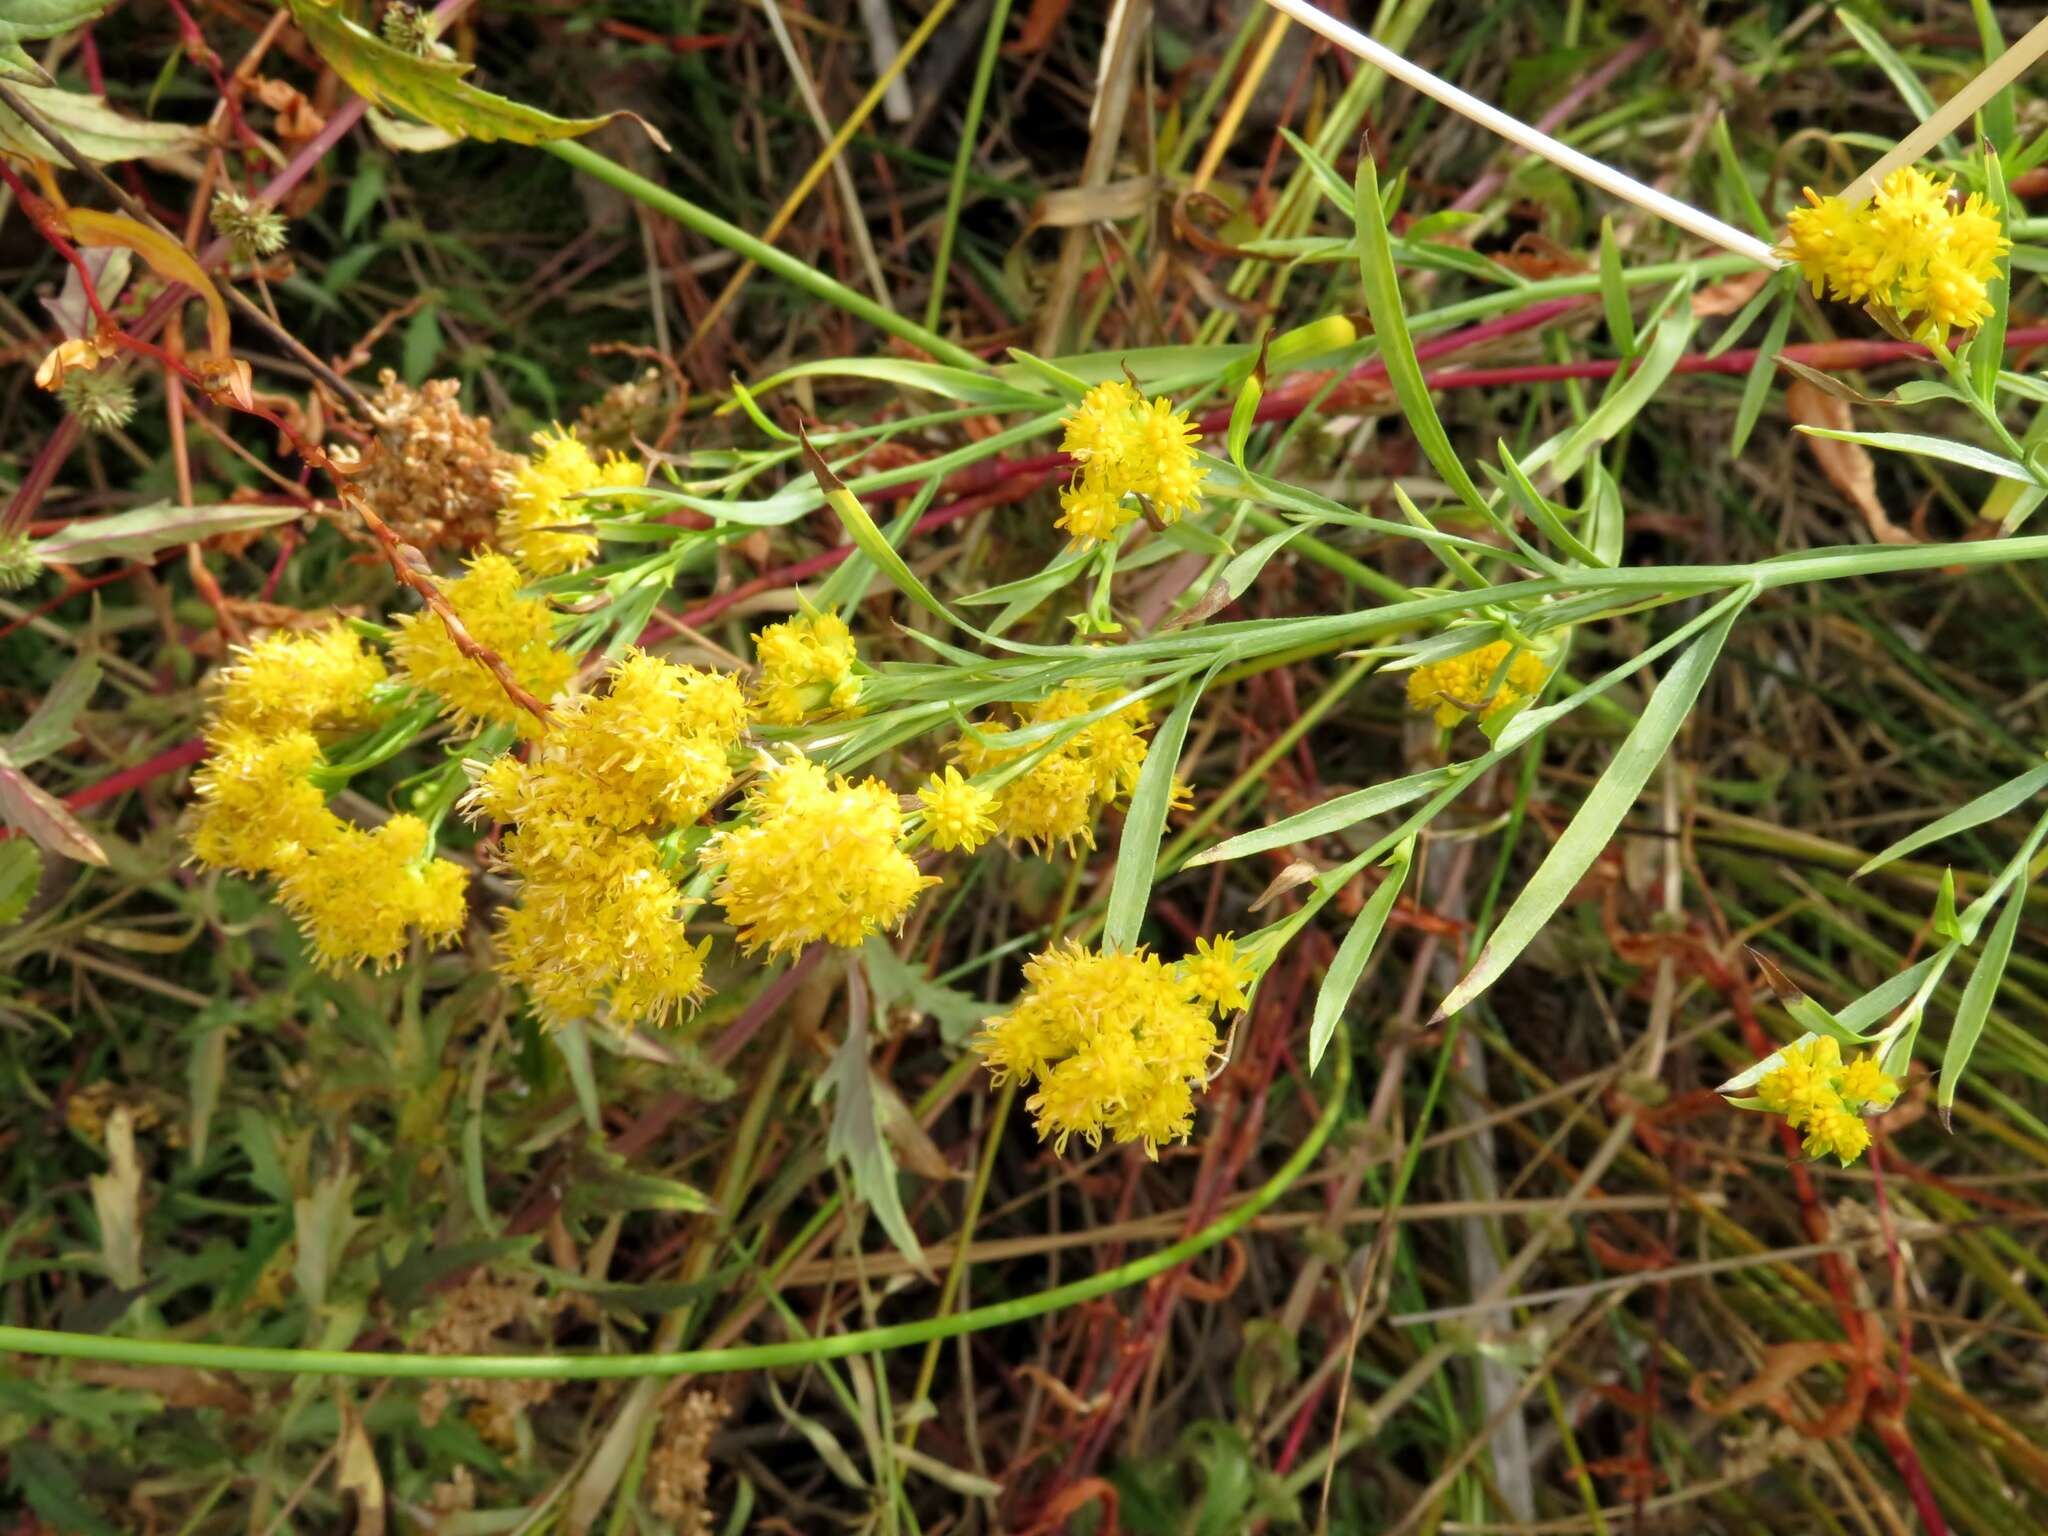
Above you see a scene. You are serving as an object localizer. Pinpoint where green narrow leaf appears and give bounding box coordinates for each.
[1281,128,1356,218]
[0,746,106,866]
[1730,297,1793,455]
[1309,838,1411,1072]
[1526,300,1696,485]
[1709,114,1774,238]
[1941,874,2025,1122]
[820,1011,929,1277]
[553,1019,603,1136]
[1186,765,1453,869]
[1491,442,1605,567]
[402,300,442,385]
[1933,867,1963,942]
[0,1,120,84]
[287,0,668,148]
[1436,591,1747,1020]
[1226,329,1271,478]
[800,427,959,628]
[0,839,41,925]
[1353,153,1499,526]
[1597,217,1635,357]
[342,155,386,238]
[1103,666,1214,951]
[1970,0,2017,153]
[1793,426,2032,483]
[7,648,100,766]
[1971,146,2011,408]
[0,82,201,162]
[1853,759,2048,877]
[1833,8,1948,145]
[33,501,302,565]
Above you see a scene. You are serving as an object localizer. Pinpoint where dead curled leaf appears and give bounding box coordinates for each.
[1692,268,1771,317]
[1691,1339,1870,1440]
[1785,378,1915,545]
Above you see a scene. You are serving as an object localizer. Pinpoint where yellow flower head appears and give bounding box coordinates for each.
[954,689,1154,854]
[495,827,710,1028]
[1780,167,2010,341]
[188,726,342,875]
[1836,1052,1901,1110]
[210,622,387,737]
[468,650,744,841]
[1404,640,1547,728]
[1053,379,1207,544]
[705,756,935,955]
[1741,1034,1893,1166]
[751,610,861,726]
[1182,933,1257,1015]
[976,941,1222,1157]
[1754,1034,1843,1128]
[916,766,997,853]
[497,425,646,577]
[390,552,574,737]
[276,814,468,971]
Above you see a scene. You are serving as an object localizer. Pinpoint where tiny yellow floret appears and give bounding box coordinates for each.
[211,622,387,736]
[954,689,1154,853]
[916,767,998,853]
[390,552,574,737]
[976,941,1233,1157]
[497,425,645,577]
[1404,640,1546,728]
[705,756,935,955]
[751,610,862,725]
[1183,933,1257,1015]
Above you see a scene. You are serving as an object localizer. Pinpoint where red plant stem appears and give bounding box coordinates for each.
[61,739,208,812]
[0,566,138,643]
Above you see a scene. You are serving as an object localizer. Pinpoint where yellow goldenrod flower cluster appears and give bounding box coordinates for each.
[954,688,1153,853]
[915,767,998,853]
[977,938,1256,1156]
[497,425,646,577]
[1751,1036,1900,1166]
[1056,379,1207,543]
[188,624,470,971]
[466,649,751,1029]
[751,610,862,725]
[390,553,575,737]
[209,622,387,736]
[1782,167,2010,341]
[704,756,935,956]
[1404,640,1546,728]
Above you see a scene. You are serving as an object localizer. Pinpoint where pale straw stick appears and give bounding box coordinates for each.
[1255,0,1784,267]
[1839,15,2048,205]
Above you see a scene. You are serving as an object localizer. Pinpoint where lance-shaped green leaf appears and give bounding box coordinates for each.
[288,0,669,149]
[1310,838,1412,1073]
[1971,147,2011,407]
[0,82,200,162]
[34,502,303,565]
[1435,592,1745,1020]
[0,840,41,926]
[1793,427,2032,483]
[0,745,105,866]
[1186,765,1454,869]
[1854,758,2048,877]
[1103,663,1218,951]
[799,426,959,629]
[1598,217,1635,356]
[819,1010,930,1278]
[7,648,99,767]
[0,1,118,85]
[1941,873,2025,1125]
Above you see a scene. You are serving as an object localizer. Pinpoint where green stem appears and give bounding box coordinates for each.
[0,1031,1348,1378]
[923,0,1017,333]
[543,141,985,373]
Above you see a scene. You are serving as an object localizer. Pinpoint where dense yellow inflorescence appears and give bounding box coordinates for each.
[1782,167,2010,341]
[751,610,862,725]
[188,625,471,973]
[466,650,751,1030]
[953,688,1153,853]
[497,425,646,577]
[704,756,935,956]
[976,939,1253,1156]
[1751,1035,1900,1165]
[1404,640,1547,728]
[1055,379,1207,543]
[390,553,575,737]
[915,767,998,853]
[208,622,387,737]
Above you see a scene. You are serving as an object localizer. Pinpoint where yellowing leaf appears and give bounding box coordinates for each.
[61,207,233,359]
[0,1,120,86]
[0,82,200,163]
[288,0,670,151]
